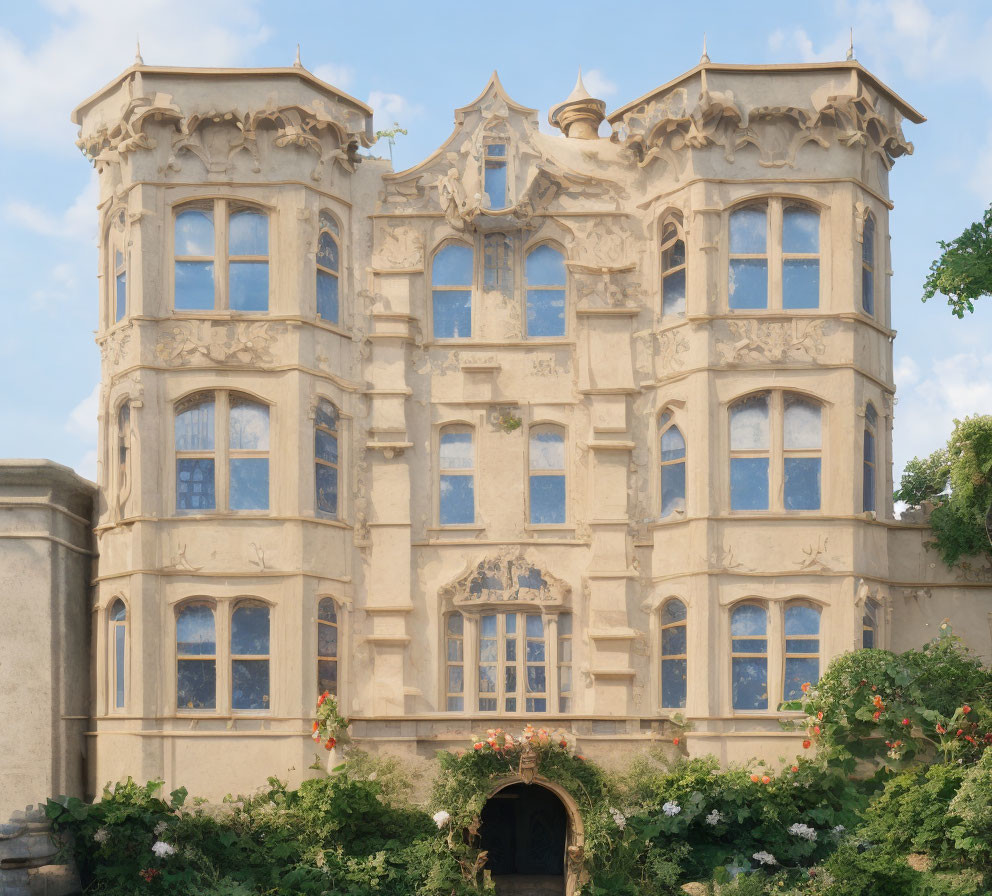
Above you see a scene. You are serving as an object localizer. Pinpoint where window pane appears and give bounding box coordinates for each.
[732,638,767,652]
[529,475,566,524]
[784,657,819,701]
[527,289,566,337]
[177,660,216,709]
[481,615,496,637]
[782,207,819,253]
[526,640,545,662]
[865,404,878,428]
[440,475,474,524]
[526,697,547,713]
[316,428,339,464]
[318,232,339,271]
[440,431,473,469]
[557,613,572,635]
[177,604,215,657]
[486,143,506,157]
[526,245,566,286]
[784,399,820,450]
[862,266,874,315]
[433,290,472,338]
[480,639,497,663]
[526,615,543,638]
[318,623,338,658]
[485,160,507,209]
[558,640,571,663]
[230,457,269,510]
[560,668,572,693]
[662,237,685,270]
[447,613,463,636]
[116,271,126,321]
[230,400,269,450]
[862,627,875,649]
[729,208,766,253]
[784,604,821,635]
[448,665,464,693]
[111,599,127,622]
[505,666,517,692]
[318,659,338,694]
[229,210,268,255]
[530,429,564,470]
[317,271,339,322]
[115,624,125,708]
[662,658,687,708]
[661,461,686,517]
[316,401,338,431]
[783,259,819,309]
[479,697,496,711]
[662,625,686,655]
[316,463,338,515]
[505,638,516,662]
[229,261,269,311]
[863,458,876,513]
[446,638,463,662]
[175,261,215,310]
[483,233,512,291]
[505,613,516,635]
[433,245,473,285]
[479,664,496,691]
[784,458,821,510]
[319,212,340,235]
[661,426,686,461]
[661,599,686,625]
[786,638,820,653]
[662,268,686,317]
[526,666,546,693]
[176,398,215,450]
[448,696,465,711]
[176,459,215,511]
[732,657,768,710]
[318,599,338,624]
[731,604,767,636]
[862,215,875,264]
[730,395,769,450]
[730,457,769,510]
[175,209,213,256]
[232,605,269,655]
[729,259,768,309]
[232,659,269,710]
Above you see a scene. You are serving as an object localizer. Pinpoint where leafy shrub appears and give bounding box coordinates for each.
[947,748,992,873]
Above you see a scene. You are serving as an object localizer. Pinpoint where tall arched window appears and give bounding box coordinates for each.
[659,411,686,518]
[731,603,768,710]
[730,393,770,511]
[174,205,215,310]
[439,425,474,525]
[175,394,216,512]
[315,400,339,518]
[782,204,819,309]
[110,599,126,710]
[228,397,269,510]
[483,140,508,209]
[317,212,340,323]
[525,244,566,338]
[177,604,216,710]
[445,613,464,711]
[660,213,686,317]
[432,243,473,339]
[558,614,573,712]
[661,599,687,709]
[863,403,877,513]
[783,395,821,511]
[117,403,131,504]
[863,600,878,649]
[228,207,269,311]
[231,602,270,711]
[317,598,339,696]
[729,205,768,309]
[783,603,821,700]
[529,425,566,524]
[862,213,875,315]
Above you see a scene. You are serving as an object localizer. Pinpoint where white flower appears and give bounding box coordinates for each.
[752,851,777,865]
[832,824,846,836]
[705,809,723,826]
[93,828,109,844]
[151,841,176,858]
[154,821,168,837]
[432,810,451,829]
[609,807,626,830]
[662,800,681,817]
[788,822,817,841]
[368,772,378,782]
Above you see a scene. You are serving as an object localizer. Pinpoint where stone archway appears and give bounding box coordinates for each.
[480,776,585,896]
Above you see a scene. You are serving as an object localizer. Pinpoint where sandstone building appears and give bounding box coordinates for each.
[3,55,991,821]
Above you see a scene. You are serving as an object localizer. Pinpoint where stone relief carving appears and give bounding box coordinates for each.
[567,219,632,269]
[155,321,285,367]
[163,544,202,572]
[796,536,834,571]
[248,543,268,571]
[716,319,826,365]
[439,551,571,607]
[100,326,132,368]
[955,560,992,584]
[709,542,746,571]
[371,223,424,268]
[656,330,690,372]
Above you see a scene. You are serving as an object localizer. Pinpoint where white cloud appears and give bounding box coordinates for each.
[312,62,354,91]
[368,91,423,128]
[582,68,617,98]
[766,26,847,63]
[0,0,270,151]
[74,449,98,482]
[894,355,919,388]
[4,172,97,243]
[970,127,992,199]
[66,382,99,442]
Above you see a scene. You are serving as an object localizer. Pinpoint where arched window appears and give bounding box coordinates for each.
[439,425,474,525]
[174,201,269,311]
[445,613,464,711]
[231,602,270,711]
[483,232,512,293]
[783,395,821,511]
[863,403,877,513]
[659,411,686,518]
[112,209,128,322]
[862,213,875,315]
[432,243,473,339]
[661,599,687,709]
[731,603,768,710]
[729,205,768,310]
[525,244,566,338]
[117,403,131,502]
[660,214,686,317]
[730,393,770,511]
[110,599,126,710]
[175,394,216,512]
[863,600,878,649]
[177,604,216,710]
[315,400,339,518]
[483,140,508,209]
[783,603,821,700]
[557,614,573,712]
[529,425,566,524]
[317,212,340,323]
[228,396,269,510]
[782,204,819,309]
[317,598,339,696]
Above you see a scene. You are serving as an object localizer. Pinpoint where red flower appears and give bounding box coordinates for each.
[791,765,799,773]
[559,739,567,748]
[873,711,881,721]
[139,868,161,882]
[813,726,821,735]
[317,692,328,707]
[802,739,812,749]
[873,695,884,709]
[761,775,771,784]
[957,729,964,736]
[816,711,823,721]
[962,705,972,714]
[750,774,760,783]
[672,737,680,746]
[474,742,483,750]
[902,718,911,726]
[936,724,946,735]
[801,682,811,693]
[312,721,319,732]
[965,735,977,745]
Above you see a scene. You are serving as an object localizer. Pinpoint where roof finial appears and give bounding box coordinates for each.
[846,27,854,61]
[700,32,710,64]
[294,43,303,68]
[135,35,143,65]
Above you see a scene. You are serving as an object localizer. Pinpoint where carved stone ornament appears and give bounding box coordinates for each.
[371,223,424,268]
[716,319,826,365]
[518,742,539,784]
[155,320,285,367]
[100,325,132,368]
[439,551,571,608]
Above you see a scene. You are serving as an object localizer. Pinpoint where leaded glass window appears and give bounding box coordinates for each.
[661,214,686,317]
[730,393,770,511]
[446,613,464,711]
[529,425,566,524]
[558,614,572,713]
[863,403,877,513]
[525,245,566,338]
[783,396,821,511]
[862,213,875,315]
[317,598,339,696]
[231,602,269,711]
[729,206,768,309]
[661,599,687,709]
[315,401,339,517]
[228,397,269,511]
[439,426,474,525]
[659,411,686,518]
[477,612,557,713]
[782,204,820,310]
[175,205,215,310]
[484,141,508,209]
[317,211,340,323]
[432,243,473,339]
[177,604,216,710]
[111,599,126,710]
[175,394,216,512]
[783,603,820,701]
[731,603,768,711]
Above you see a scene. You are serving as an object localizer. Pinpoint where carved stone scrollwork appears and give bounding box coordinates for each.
[371,223,424,268]
[155,320,285,367]
[439,551,571,608]
[716,319,826,365]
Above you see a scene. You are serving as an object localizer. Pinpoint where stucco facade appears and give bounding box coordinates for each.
[54,58,992,802]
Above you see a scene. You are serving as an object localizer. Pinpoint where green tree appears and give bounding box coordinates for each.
[923,204,992,317]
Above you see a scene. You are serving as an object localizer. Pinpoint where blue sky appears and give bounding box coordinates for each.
[1,0,990,490]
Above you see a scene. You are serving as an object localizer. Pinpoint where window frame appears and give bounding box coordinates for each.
[175,601,218,713]
[861,212,876,316]
[730,601,770,712]
[109,598,127,712]
[863,402,877,513]
[317,597,340,698]
[430,239,475,341]
[658,409,687,519]
[483,139,509,210]
[445,612,465,711]
[660,212,687,319]
[316,210,341,325]
[173,198,271,313]
[230,600,271,713]
[438,423,476,527]
[314,399,341,520]
[660,598,688,710]
[524,241,568,339]
[527,422,568,527]
[782,601,821,702]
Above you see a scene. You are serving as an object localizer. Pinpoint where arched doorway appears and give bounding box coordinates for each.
[480,779,578,896]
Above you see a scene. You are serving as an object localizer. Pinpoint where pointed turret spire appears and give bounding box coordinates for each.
[294,43,303,68]
[700,33,710,64]
[846,27,854,61]
[567,67,593,102]
[549,68,606,139]
[135,36,143,66]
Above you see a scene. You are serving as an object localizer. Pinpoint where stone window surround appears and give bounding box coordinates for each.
[436,420,476,529]
[309,393,350,523]
[426,233,571,344]
[172,596,275,717]
[107,595,129,715]
[654,404,687,522]
[659,209,687,320]
[107,207,128,328]
[527,420,570,530]
[859,209,878,319]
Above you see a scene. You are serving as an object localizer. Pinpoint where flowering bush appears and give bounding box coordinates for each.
[311,691,349,752]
